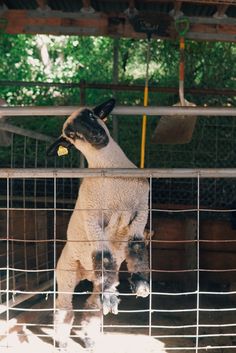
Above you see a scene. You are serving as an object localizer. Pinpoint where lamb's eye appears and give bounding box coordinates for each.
[76,132,84,139]
[89,112,95,120]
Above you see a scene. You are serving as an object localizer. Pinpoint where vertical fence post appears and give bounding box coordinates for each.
[53,174,57,349]
[6,176,9,347]
[196,173,200,352]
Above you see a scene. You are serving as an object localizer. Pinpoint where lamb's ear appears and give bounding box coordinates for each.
[47,136,73,157]
[93,98,116,120]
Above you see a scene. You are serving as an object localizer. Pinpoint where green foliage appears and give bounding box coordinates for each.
[0,33,235,168]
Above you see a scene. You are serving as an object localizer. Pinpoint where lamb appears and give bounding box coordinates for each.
[47,98,150,350]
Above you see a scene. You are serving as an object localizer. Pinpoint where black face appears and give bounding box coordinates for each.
[47,98,115,157]
[64,109,109,149]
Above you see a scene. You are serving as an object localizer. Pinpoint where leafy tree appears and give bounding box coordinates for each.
[0,33,235,168]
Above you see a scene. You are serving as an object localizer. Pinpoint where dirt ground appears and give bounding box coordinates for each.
[0,280,236,353]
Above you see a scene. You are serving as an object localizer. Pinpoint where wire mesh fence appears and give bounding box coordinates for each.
[0,169,236,352]
[0,105,236,351]
[1,113,236,212]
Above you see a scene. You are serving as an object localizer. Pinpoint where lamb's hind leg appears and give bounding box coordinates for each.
[92,249,120,315]
[54,244,78,350]
[126,234,150,298]
[80,282,102,348]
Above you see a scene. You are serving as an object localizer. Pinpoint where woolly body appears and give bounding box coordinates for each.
[48,99,150,349]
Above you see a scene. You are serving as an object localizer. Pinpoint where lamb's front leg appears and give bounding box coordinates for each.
[83,210,120,316]
[126,234,150,297]
[54,244,78,351]
[126,201,150,298]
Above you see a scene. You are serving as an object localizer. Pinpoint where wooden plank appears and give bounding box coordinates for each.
[190,23,236,34]
[177,0,236,4]
[1,9,236,41]
[2,10,109,35]
[186,31,236,41]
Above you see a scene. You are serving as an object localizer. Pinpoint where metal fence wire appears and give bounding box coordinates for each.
[0,107,236,351]
[1,113,236,211]
[0,168,236,352]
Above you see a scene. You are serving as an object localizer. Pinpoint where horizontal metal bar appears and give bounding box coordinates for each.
[0,122,53,142]
[1,168,236,178]
[0,280,53,315]
[0,106,236,117]
[0,80,235,96]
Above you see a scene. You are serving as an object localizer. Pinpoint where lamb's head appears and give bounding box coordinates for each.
[47,98,115,156]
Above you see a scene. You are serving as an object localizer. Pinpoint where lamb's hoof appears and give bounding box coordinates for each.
[55,340,68,352]
[83,336,95,350]
[135,281,150,298]
[130,273,150,298]
[102,292,120,315]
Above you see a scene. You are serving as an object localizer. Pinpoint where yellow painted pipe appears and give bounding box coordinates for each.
[140,39,150,169]
[140,85,149,168]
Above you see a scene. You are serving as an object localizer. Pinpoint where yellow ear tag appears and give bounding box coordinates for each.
[57,145,69,157]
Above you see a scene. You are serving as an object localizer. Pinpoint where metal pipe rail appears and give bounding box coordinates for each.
[0,80,235,96]
[0,106,236,117]
[1,168,236,178]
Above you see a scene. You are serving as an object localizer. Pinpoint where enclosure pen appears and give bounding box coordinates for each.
[0,166,236,352]
[0,102,236,352]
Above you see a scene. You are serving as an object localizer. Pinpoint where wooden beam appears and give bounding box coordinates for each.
[81,0,95,14]
[189,22,236,35]
[188,15,236,25]
[214,4,229,18]
[0,9,147,38]
[186,31,236,42]
[174,0,182,13]
[169,0,183,18]
[0,9,236,42]
[82,0,91,7]
[125,0,138,17]
[36,0,48,10]
[176,0,236,4]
